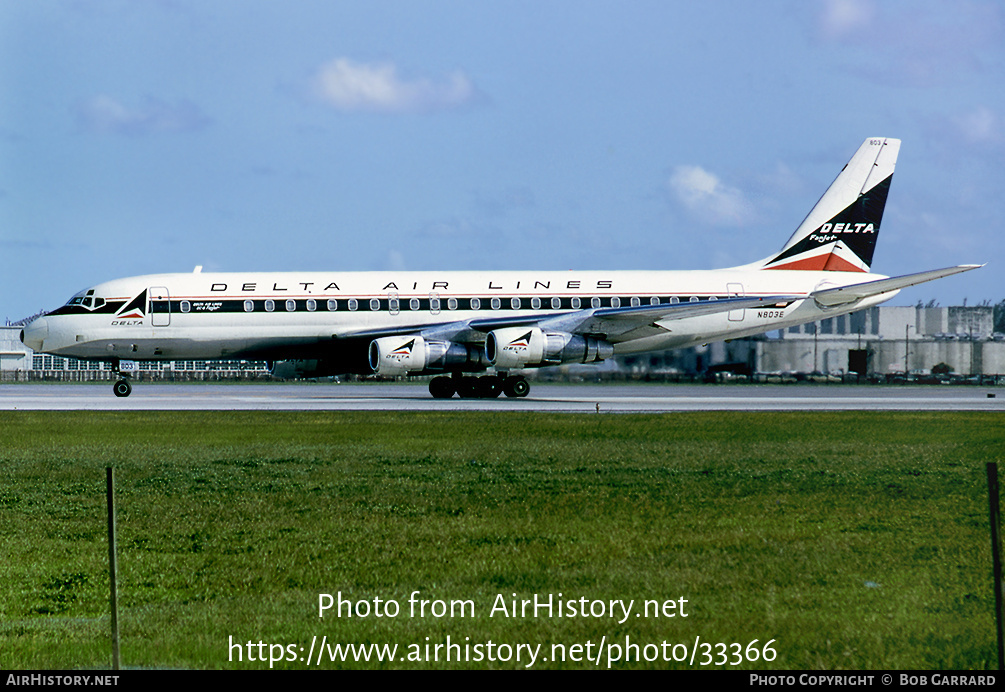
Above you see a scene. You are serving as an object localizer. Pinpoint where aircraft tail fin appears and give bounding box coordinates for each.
[760,137,900,272]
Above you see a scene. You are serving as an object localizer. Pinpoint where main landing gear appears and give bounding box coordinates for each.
[428,373,530,399]
[113,379,133,398]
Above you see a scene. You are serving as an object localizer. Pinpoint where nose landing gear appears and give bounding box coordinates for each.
[111,359,138,397]
[113,379,132,398]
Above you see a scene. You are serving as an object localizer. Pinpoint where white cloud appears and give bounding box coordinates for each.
[814,1,1002,87]
[926,105,1004,157]
[953,106,1002,145]
[818,0,875,41]
[384,249,407,271]
[312,58,476,113]
[75,95,210,135]
[668,165,755,227]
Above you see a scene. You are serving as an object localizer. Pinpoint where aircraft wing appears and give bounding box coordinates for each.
[337,294,802,344]
[811,265,983,307]
[592,294,801,322]
[462,294,801,340]
[523,294,802,338]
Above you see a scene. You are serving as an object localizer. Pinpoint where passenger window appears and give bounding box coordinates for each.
[571,297,582,309]
[591,297,601,309]
[348,299,358,311]
[650,297,660,306]
[286,299,296,311]
[630,297,640,307]
[447,297,457,310]
[244,300,254,312]
[671,296,680,304]
[370,298,380,311]
[510,297,521,309]
[180,301,191,313]
[491,297,501,310]
[689,296,698,303]
[265,300,275,312]
[410,298,420,310]
[470,297,481,310]
[610,297,621,308]
[307,299,317,312]
[327,299,338,311]
[531,297,541,310]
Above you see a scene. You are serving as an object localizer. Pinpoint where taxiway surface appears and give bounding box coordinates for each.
[1,382,1002,412]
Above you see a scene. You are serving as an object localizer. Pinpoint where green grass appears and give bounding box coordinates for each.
[0,411,1001,669]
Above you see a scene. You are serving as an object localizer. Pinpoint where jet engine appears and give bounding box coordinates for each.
[486,327,613,369]
[369,335,486,376]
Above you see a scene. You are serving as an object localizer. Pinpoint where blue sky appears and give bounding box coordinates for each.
[2,0,1002,321]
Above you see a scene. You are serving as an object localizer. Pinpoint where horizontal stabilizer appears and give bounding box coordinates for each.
[811,265,983,307]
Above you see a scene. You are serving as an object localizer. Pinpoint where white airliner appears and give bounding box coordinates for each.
[21,138,980,398]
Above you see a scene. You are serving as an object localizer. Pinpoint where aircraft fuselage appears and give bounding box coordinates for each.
[23,267,893,363]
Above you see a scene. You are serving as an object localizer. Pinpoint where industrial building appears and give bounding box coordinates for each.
[578,305,1004,382]
[752,305,1002,378]
[3,305,1003,383]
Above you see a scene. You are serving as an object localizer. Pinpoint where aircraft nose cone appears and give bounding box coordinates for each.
[21,317,48,351]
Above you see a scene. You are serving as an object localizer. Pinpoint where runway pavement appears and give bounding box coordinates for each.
[1,382,1002,412]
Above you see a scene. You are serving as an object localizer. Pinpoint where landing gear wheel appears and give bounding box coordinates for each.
[454,376,477,399]
[482,376,504,398]
[113,379,132,398]
[429,376,456,399]
[503,376,530,398]
[470,375,503,398]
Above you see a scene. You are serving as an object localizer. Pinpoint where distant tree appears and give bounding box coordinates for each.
[995,300,1005,333]
[932,362,953,375]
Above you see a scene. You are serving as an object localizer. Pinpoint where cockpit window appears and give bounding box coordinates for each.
[66,292,104,310]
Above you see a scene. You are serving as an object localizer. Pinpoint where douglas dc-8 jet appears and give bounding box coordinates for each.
[21,138,981,398]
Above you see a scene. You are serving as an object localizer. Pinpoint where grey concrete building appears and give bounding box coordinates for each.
[0,325,30,378]
[755,305,1003,377]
